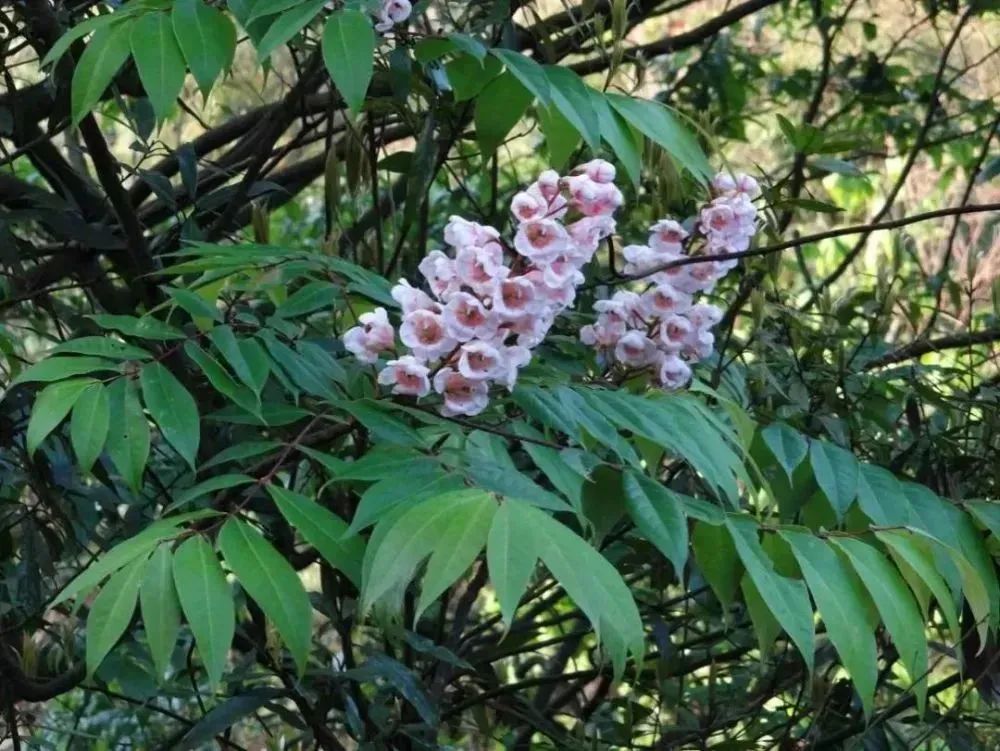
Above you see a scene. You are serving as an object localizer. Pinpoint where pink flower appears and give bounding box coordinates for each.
[457,340,505,381]
[614,330,658,367]
[498,345,531,389]
[711,173,737,194]
[535,170,561,201]
[342,307,395,363]
[492,275,536,318]
[374,0,411,31]
[444,292,495,341]
[568,216,616,259]
[686,303,723,329]
[594,290,644,326]
[542,254,581,289]
[433,368,490,416]
[622,244,668,276]
[658,354,692,390]
[575,181,623,217]
[580,319,626,347]
[391,279,438,314]
[455,243,505,292]
[657,313,693,352]
[701,200,737,238]
[641,283,692,318]
[399,309,454,359]
[576,159,616,184]
[682,328,714,361]
[513,219,572,263]
[444,216,500,249]
[649,219,689,254]
[506,309,553,347]
[511,191,547,223]
[377,355,430,396]
[735,174,760,197]
[418,250,458,300]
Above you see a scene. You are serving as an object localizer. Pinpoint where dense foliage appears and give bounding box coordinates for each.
[1,0,999,748]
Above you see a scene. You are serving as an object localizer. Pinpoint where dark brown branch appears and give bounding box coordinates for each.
[862,328,1000,371]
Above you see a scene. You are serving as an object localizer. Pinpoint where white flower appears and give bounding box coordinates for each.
[399,309,455,359]
[457,340,505,381]
[443,292,495,341]
[658,354,692,390]
[433,368,490,416]
[513,219,572,263]
[377,355,430,396]
[614,330,658,367]
[342,307,394,363]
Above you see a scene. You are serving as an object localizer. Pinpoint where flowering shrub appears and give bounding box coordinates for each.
[343,163,762,408]
[342,159,623,415]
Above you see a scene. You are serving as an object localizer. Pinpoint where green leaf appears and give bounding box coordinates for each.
[445,54,502,102]
[50,337,152,360]
[780,529,877,718]
[967,501,1000,540]
[184,341,260,415]
[247,0,306,22]
[71,20,134,124]
[209,326,259,396]
[140,544,182,682]
[448,32,486,60]
[86,555,148,676]
[257,332,339,401]
[877,529,961,641]
[809,440,859,520]
[175,689,286,751]
[761,422,808,481]
[856,464,912,526]
[71,383,110,473]
[415,496,496,620]
[812,156,863,177]
[201,441,280,472]
[130,12,186,122]
[490,49,550,105]
[726,515,814,674]
[275,281,340,318]
[742,575,780,656]
[172,535,234,687]
[474,71,533,156]
[105,378,151,493]
[362,490,491,609]
[236,338,270,394]
[88,313,186,340]
[172,0,237,97]
[52,517,201,606]
[606,93,711,180]
[831,537,928,716]
[591,91,641,186]
[11,356,119,385]
[692,521,741,610]
[167,287,223,323]
[543,65,600,150]
[464,431,568,511]
[140,361,200,470]
[218,518,312,675]
[42,12,128,68]
[26,378,94,455]
[537,103,581,170]
[622,471,688,575]
[348,470,465,535]
[515,502,645,680]
[339,399,425,447]
[486,501,539,627]
[167,474,254,512]
[322,9,374,116]
[268,485,365,587]
[255,0,325,60]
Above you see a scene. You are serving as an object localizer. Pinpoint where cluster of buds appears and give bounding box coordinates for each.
[373,0,411,32]
[581,172,760,389]
[342,160,623,416]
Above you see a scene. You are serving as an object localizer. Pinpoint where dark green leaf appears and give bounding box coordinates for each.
[486,501,539,627]
[606,93,711,180]
[140,544,182,681]
[71,21,133,124]
[218,518,313,675]
[105,378,151,493]
[71,382,110,473]
[255,0,326,60]
[140,361,200,470]
[26,378,94,455]
[322,9,374,115]
[474,71,533,156]
[172,0,237,96]
[623,471,688,575]
[130,12,186,122]
[86,555,148,675]
[172,535,234,686]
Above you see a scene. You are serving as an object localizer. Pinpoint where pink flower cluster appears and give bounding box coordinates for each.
[373,0,411,32]
[342,160,623,416]
[581,172,759,390]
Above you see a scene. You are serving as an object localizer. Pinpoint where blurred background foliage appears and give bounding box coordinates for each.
[1,0,999,748]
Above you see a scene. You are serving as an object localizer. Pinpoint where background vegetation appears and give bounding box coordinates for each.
[0,0,999,748]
